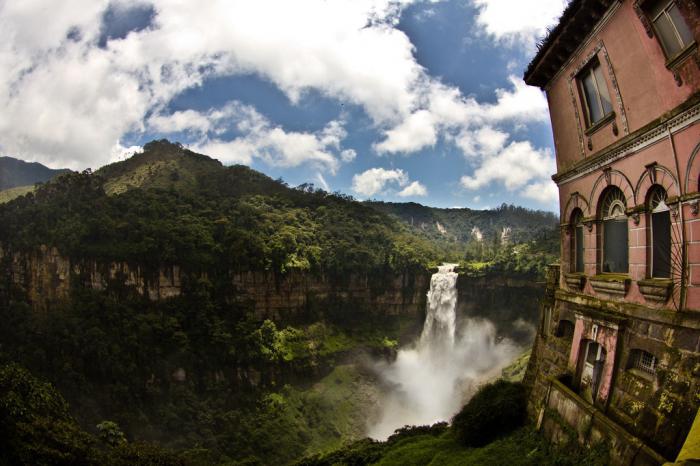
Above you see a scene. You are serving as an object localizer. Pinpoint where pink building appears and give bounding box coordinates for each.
[524,0,700,463]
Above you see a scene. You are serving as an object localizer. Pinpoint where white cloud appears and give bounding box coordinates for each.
[460,140,554,192]
[109,143,143,165]
[0,0,552,174]
[352,168,408,197]
[340,149,357,162]
[521,180,558,204]
[455,126,508,158]
[374,110,437,154]
[397,180,428,197]
[0,0,558,206]
[472,0,567,49]
[164,101,349,172]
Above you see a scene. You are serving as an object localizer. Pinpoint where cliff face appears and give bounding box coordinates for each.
[456,274,543,345]
[0,245,430,321]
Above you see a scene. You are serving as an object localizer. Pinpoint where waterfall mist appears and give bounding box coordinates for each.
[367,264,521,440]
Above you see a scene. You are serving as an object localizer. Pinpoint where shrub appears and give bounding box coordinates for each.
[451,380,527,447]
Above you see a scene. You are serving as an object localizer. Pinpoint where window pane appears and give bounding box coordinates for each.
[652,210,671,278]
[593,65,613,115]
[604,218,628,273]
[654,13,682,56]
[575,226,584,273]
[668,4,694,48]
[582,71,603,123]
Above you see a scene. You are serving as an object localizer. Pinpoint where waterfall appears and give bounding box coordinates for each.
[419,263,459,351]
[367,263,520,440]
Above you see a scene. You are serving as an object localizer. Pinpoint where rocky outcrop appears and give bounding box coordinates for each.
[0,246,430,320]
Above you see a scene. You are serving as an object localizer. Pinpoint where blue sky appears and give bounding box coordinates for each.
[0,0,567,211]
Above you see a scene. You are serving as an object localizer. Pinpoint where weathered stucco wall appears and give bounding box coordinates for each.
[526,265,700,462]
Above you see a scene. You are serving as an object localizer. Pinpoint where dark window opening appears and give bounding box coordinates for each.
[555,320,575,339]
[649,186,671,278]
[600,187,628,273]
[571,210,585,273]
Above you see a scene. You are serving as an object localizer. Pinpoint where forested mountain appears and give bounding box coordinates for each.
[0,156,69,190]
[0,140,561,465]
[1,140,439,278]
[366,201,558,248]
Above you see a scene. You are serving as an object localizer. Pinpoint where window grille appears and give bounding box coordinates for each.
[632,350,657,375]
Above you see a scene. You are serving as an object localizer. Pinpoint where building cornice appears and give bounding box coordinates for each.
[524,0,618,88]
[552,93,700,186]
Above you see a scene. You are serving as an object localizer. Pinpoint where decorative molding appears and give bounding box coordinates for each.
[645,162,657,184]
[542,2,621,92]
[631,211,640,225]
[565,273,586,292]
[590,275,630,298]
[691,201,699,216]
[600,44,629,135]
[569,42,606,160]
[568,77,587,159]
[670,202,680,220]
[638,279,673,304]
[603,167,612,185]
[554,102,700,186]
[567,42,628,160]
[672,69,683,87]
[633,0,654,38]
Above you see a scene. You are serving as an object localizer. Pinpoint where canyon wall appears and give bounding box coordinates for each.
[0,245,431,322]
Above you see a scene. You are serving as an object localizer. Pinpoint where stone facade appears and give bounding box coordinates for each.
[525,0,700,463]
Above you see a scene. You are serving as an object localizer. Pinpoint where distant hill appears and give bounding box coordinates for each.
[0,156,69,190]
[366,201,559,247]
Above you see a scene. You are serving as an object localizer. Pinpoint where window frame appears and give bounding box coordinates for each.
[646,0,696,61]
[600,187,629,274]
[577,58,615,129]
[628,348,658,378]
[647,186,672,279]
[571,209,585,273]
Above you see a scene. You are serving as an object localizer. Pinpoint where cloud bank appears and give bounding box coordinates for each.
[0,0,564,205]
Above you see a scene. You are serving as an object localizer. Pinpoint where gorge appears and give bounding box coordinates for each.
[368,264,522,440]
[0,142,555,465]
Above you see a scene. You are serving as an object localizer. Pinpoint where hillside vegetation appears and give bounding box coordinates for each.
[0,140,561,464]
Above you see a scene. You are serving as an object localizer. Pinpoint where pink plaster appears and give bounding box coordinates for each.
[569,318,586,371]
[596,327,618,402]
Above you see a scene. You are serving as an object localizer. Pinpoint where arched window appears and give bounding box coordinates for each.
[628,349,658,375]
[570,209,585,273]
[649,186,671,278]
[600,187,628,273]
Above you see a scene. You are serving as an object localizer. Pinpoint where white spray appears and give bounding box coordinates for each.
[367,264,519,440]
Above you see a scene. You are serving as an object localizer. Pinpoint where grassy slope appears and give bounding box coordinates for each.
[0,185,35,204]
[371,428,607,466]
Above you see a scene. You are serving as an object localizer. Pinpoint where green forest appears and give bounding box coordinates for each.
[0,140,561,465]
